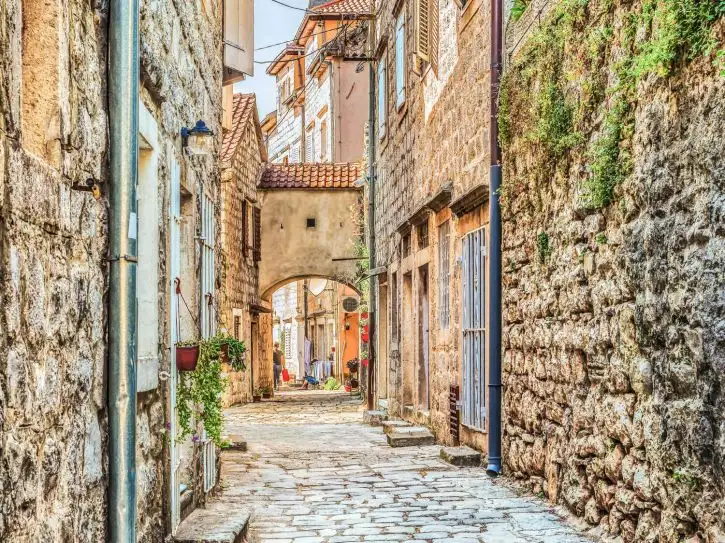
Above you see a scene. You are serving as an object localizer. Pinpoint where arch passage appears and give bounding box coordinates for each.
[258,187,363,302]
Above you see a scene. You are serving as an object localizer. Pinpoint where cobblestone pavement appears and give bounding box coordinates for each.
[216,389,595,543]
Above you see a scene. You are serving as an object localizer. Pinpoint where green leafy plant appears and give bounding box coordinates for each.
[595,233,607,245]
[511,0,530,23]
[536,232,552,264]
[176,334,245,446]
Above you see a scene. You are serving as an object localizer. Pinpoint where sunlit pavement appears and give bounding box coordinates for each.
[212,390,595,543]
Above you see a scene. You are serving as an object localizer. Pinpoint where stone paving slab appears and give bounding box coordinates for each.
[440,446,482,467]
[210,390,597,543]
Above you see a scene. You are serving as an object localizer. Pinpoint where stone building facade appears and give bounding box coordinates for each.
[219,93,270,407]
[0,0,250,540]
[497,1,725,541]
[262,0,371,165]
[372,0,493,451]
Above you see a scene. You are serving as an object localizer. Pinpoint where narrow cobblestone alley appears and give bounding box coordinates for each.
[211,391,595,543]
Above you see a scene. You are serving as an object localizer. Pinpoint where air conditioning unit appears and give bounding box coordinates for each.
[342,297,359,313]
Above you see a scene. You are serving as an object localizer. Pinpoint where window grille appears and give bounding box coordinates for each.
[417,221,429,248]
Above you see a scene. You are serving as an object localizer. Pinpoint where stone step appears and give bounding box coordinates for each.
[387,426,435,448]
[223,434,247,452]
[381,420,413,435]
[363,410,389,426]
[440,446,482,467]
[174,505,250,543]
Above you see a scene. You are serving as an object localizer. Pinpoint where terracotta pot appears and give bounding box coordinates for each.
[176,345,199,371]
[252,395,262,403]
[262,392,271,399]
[350,378,359,388]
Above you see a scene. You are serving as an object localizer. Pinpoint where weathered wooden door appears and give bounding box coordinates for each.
[461,227,486,430]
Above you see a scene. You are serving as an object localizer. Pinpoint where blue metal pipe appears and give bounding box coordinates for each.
[487,0,503,478]
[108,0,140,538]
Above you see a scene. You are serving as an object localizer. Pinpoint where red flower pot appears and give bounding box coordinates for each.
[176,345,199,371]
[344,385,352,392]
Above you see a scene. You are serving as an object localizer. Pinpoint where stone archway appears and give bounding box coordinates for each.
[257,163,364,302]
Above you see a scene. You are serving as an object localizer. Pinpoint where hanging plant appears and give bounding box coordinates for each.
[175,334,246,446]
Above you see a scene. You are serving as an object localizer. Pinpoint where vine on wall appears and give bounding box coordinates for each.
[500,0,725,212]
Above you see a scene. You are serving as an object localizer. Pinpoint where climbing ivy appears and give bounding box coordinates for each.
[499,0,725,210]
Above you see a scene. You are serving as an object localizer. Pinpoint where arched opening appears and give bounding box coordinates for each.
[251,276,368,400]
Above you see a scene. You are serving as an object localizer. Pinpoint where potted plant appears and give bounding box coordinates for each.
[206,332,247,372]
[176,340,200,372]
[261,385,272,399]
[252,388,263,403]
[175,337,231,446]
[344,378,352,393]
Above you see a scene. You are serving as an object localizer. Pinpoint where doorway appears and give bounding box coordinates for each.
[377,279,389,400]
[402,272,414,407]
[417,265,430,411]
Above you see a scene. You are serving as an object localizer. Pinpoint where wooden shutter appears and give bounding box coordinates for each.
[415,0,430,62]
[242,200,249,257]
[253,207,261,262]
[430,0,439,75]
[224,0,254,83]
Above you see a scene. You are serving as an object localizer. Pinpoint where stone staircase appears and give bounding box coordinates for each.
[174,505,250,543]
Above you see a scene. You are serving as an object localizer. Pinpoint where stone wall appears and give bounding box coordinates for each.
[220,94,265,407]
[373,0,492,451]
[500,1,725,541]
[0,0,109,539]
[0,0,225,539]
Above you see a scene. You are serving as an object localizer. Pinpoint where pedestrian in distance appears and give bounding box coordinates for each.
[273,342,284,390]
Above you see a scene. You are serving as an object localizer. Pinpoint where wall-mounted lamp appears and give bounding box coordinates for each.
[181,120,214,156]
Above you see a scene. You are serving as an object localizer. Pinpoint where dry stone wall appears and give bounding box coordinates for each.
[500,1,725,541]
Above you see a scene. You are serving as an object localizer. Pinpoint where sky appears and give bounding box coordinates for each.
[234,0,308,119]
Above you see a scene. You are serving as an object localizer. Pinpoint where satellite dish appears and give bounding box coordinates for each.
[308,278,328,296]
[342,297,359,313]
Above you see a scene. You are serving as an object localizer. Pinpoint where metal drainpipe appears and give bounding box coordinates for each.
[487,0,503,477]
[108,0,140,538]
[366,18,377,411]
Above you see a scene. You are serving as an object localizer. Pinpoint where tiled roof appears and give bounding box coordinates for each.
[221,94,264,163]
[259,162,362,189]
[311,0,370,15]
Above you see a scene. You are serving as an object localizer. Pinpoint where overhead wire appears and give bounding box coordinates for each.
[255,23,351,50]
[254,22,353,64]
[264,0,315,13]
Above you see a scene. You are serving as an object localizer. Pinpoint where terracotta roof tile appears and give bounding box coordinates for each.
[221,93,258,162]
[259,162,362,190]
[311,0,370,15]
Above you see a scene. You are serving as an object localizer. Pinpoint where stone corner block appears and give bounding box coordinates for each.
[440,446,482,467]
[363,410,389,426]
[174,505,250,543]
[386,426,435,448]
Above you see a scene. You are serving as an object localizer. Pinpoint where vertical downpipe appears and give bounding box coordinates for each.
[487,0,503,477]
[366,11,377,412]
[108,0,140,538]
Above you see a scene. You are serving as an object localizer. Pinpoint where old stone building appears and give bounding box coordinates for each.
[219,93,271,407]
[498,0,725,541]
[372,0,493,451]
[0,0,252,540]
[262,0,371,164]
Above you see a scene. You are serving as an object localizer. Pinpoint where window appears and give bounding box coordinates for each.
[306,217,316,228]
[402,232,411,258]
[320,120,328,161]
[395,11,406,108]
[438,220,450,329]
[377,55,387,137]
[415,0,439,74]
[253,207,261,262]
[305,126,315,161]
[290,142,301,163]
[417,221,429,248]
[234,315,241,339]
[242,200,249,257]
[391,272,399,343]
